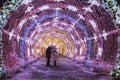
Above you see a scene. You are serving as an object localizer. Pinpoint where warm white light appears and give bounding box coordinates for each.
[18,19,27,30]
[27,48,30,56]
[54,7,62,11]
[36,49,40,54]
[78,14,85,20]
[102,30,108,40]
[30,15,38,19]
[29,40,33,45]
[70,34,75,40]
[80,48,83,56]
[31,31,36,38]
[17,35,20,42]
[26,38,30,44]
[89,20,97,30]
[93,33,97,42]
[67,5,78,12]
[9,29,14,40]
[32,48,34,54]
[43,22,50,26]
[21,0,32,4]
[39,5,49,11]
[96,47,103,58]
[82,7,93,13]
[59,27,64,30]
[88,0,100,6]
[36,23,42,29]
[54,0,64,2]
[25,6,34,13]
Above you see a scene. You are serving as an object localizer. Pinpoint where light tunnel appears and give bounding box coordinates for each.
[0,0,119,76]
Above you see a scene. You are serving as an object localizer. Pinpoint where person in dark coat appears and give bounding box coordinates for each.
[46,45,52,66]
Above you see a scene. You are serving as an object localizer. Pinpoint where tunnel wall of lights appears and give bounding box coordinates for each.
[1,0,119,72]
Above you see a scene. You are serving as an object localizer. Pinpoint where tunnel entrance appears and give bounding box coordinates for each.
[0,0,119,79]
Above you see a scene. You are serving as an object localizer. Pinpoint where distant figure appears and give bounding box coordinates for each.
[45,45,52,66]
[52,47,58,66]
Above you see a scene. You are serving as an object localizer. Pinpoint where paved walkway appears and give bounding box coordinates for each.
[6,56,111,80]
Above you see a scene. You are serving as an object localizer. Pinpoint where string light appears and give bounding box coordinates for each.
[0,0,119,78]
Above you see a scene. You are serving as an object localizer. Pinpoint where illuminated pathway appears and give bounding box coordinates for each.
[6,56,110,80]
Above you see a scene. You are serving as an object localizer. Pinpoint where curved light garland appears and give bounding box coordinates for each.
[0,0,120,28]
[0,0,119,75]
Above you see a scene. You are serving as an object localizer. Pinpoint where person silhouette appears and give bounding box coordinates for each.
[52,47,58,66]
[45,45,52,66]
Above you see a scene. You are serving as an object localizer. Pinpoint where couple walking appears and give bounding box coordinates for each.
[46,45,58,66]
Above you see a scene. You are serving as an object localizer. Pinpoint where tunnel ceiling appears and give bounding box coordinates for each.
[2,0,119,70]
